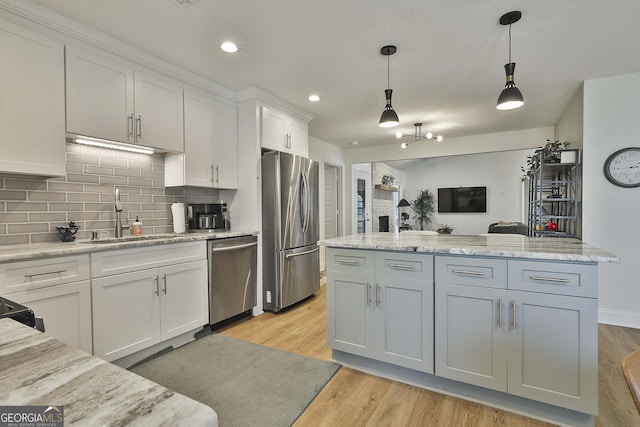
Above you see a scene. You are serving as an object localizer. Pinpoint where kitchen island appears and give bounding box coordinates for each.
[0,318,218,426]
[321,233,618,427]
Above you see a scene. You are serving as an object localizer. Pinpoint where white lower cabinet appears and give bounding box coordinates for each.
[326,249,433,373]
[91,242,208,362]
[435,256,598,415]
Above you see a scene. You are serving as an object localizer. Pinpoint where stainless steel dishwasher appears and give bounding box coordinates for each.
[208,236,257,325]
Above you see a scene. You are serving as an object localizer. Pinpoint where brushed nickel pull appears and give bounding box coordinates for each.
[136,115,142,139]
[451,269,485,276]
[497,299,502,329]
[24,269,68,278]
[511,300,516,330]
[211,164,215,183]
[162,274,167,294]
[128,114,134,138]
[216,165,220,183]
[529,275,571,283]
[336,258,360,265]
[366,282,372,306]
[376,284,381,307]
[154,276,159,296]
[388,263,415,270]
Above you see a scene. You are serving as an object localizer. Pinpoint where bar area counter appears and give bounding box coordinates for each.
[321,233,618,427]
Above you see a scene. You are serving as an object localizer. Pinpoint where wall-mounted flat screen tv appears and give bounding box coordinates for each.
[438,186,487,213]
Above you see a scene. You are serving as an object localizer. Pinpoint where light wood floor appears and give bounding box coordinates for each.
[218,285,640,427]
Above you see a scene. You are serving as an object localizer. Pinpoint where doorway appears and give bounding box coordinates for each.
[323,164,342,239]
[352,167,372,234]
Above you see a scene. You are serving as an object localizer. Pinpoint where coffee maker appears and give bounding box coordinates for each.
[187,202,230,231]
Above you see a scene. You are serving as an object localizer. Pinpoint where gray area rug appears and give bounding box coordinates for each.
[130,333,340,427]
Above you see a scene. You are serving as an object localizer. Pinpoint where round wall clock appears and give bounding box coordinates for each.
[603,147,640,187]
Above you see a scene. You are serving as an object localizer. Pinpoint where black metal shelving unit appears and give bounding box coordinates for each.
[527,149,580,238]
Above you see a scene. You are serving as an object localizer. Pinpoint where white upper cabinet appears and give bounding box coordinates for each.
[0,19,65,176]
[165,88,238,188]
[65,45,184,152]
[260,105,308,157]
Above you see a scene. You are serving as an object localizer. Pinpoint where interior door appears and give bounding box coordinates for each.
[353,169,372,234]
[324,164,339,239]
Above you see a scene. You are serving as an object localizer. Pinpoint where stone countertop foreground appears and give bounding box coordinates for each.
[0,230,257,263]
[0,319,218,426]
[320,233,619,263]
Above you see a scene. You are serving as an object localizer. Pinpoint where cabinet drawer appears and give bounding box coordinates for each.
[508,260,597,298]
[91,241,206,278]
[375,252,432,281]
[435,256,507,289]
[0,254,90,294]
[326,248,374,274]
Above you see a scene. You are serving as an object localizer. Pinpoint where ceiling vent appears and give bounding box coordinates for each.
[168,0,201,8]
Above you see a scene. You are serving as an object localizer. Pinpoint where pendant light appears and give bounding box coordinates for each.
[496,11,524,111]
[379,45,399,128]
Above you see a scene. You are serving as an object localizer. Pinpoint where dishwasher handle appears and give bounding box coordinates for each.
[212,241,258,252]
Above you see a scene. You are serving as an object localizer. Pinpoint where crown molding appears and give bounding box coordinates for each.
[236,87,314,123]
[0,0,235,102]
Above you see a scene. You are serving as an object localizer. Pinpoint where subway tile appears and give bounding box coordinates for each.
[152,163,165,173]
[127,195,153,203]
[141,203,167,211]
[153,210,172,219]
[0,234,29,245]
[9,223,48,233]
[84,183,117,194]
[85,220,116,229]
[49,202,84,211]
[128,161,153,171]
[68,193,100,202]
[0,190,27,200]
[100,211,117,221]
[84,165,114,176]
[142,187,164,195]
[31,233,63,244]
[0,213,28,222]
[83,145,115,158]
[7,202,48,212]
[141,219,167,227]
[100,176,128,185]
[100,157,128,168]
[66,164,83,174]
[5,179,47,190]
[152,179,167,188]
[66,143,83,154]
[152,195,175,203]
[67,153,99,165]
[68,212,100,221]
[141,171,164,180]
[68,173,99,183]
[48,182,84,192]
[115,151,143,162]
[28,191,67,202]
[128,178,153,187]
[84,203,113,212]
[116,186,141,195]
[30,212,67,222]
[114,168,141,178]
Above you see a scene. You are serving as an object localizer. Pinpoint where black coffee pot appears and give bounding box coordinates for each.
[56,221,79,242]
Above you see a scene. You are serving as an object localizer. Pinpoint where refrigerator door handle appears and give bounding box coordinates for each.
[300,170,310,233]
[285,246,319,258]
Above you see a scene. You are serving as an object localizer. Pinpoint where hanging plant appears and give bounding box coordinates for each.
[411,189,435,230]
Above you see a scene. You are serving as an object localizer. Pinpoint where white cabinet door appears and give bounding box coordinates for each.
[508,290,598,414]
[65,45,134,144]
[92,269,161,362]
[261,106,287,152]
[287,115,308,157]
[327,271,376,358]
[212,100,238,189]
[376,277,433,373]
[435,283,508,392]
[134,70,184,152]
[159,260,208,340]
[9,280,92,354]
[0,19,65,176]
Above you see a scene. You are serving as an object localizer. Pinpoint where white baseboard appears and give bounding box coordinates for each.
[599,308,640,329]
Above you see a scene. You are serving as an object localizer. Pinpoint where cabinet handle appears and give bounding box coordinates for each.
[451,269,485,276]
[336,258,360,266]
[24,269,67,279]
[136,115,142,139]
[528,275,570,283]
[388,262,415,270]
[216,165,220,183]
[162,274,167,294]
[154,276,159,296]
[211,164,215,183]
[511,300,516,329]
[288,134,292,149]
[497,299,502,328]
[376,284,381,307]
[366,282,371,306]
[128,114,134,138]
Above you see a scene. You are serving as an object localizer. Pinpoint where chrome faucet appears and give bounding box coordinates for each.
[115,188,124,237]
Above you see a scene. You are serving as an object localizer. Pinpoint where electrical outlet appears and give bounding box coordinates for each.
[266,290,272,303]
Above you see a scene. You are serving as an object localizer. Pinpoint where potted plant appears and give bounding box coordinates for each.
[436,223,454,234]
[521,139,570,181]
[411,189,435,230]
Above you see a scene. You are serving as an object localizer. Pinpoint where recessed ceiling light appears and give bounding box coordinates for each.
[352,141,359,145]
[308,94,320,102]
[221,41,238,53]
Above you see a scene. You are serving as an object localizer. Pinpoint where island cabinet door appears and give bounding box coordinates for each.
[326,271,376,358]
[435,283,508,392]
[375,277,434,373]
[507,290,599,415]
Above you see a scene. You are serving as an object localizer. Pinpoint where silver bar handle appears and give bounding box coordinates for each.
[529,275,570,283]
[511,300,516,329]
[388,263,415,270]
[162,274,167,294]
[128,114,134,137]
[285,246,319,259]
[216,165,220,183]
[24,269,67,278]
[212,242,258,252]
[136,115,142,139]
[154,276,159,296]
[451,269,486,276]
[336,258,360,265]
[497,299,502,329]
[211,164,215,183]
[376,284,381,307]
[366,282,371,306]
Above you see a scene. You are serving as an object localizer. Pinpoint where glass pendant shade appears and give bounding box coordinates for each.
[379,89,399,128]
[496,62,524,110]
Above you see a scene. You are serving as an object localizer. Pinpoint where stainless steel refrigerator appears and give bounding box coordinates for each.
[262,151,320,312]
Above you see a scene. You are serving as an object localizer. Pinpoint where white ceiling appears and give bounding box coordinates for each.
[31,0,640,148]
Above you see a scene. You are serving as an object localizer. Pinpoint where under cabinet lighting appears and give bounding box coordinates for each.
[72,136,155,155]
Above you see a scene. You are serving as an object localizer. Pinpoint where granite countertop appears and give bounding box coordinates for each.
[0,230,258,263]
[0,318,218,426]
[320,233,619,263]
